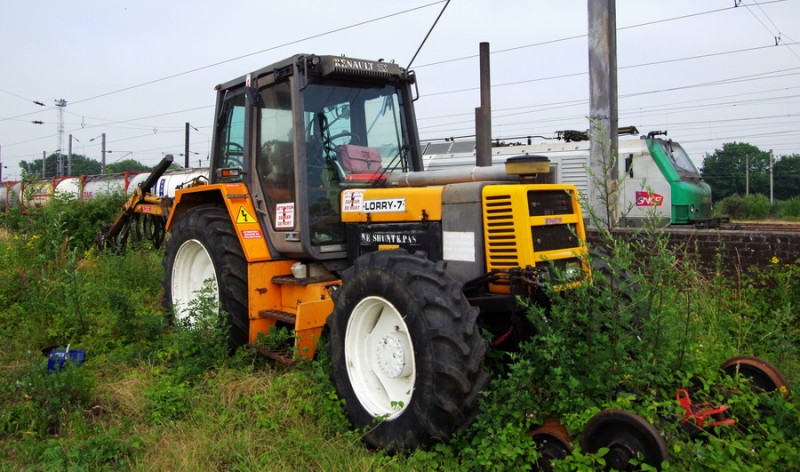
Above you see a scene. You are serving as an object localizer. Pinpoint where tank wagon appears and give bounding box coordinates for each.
[0,168,210,213]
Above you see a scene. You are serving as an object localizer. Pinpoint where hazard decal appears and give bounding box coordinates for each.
[342,189,364,212]
[236,206,257,224]
[275,203,295,229]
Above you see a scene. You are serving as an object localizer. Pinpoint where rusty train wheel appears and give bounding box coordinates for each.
[530,418,572,471]
[721,355,790,396]
[581,409,668,471]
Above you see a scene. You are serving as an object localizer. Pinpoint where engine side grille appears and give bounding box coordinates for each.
[484,194,519,269]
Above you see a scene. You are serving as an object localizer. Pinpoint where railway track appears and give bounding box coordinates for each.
[591,221,800,273]
[717,221,800,233]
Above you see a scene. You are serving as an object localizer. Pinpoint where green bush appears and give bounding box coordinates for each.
[1,192,126,253]
[775,197,800,220]
[715,193,773,219]
[402,230,800,470]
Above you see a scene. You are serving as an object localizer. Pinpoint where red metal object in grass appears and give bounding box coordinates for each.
[676,389,736,430]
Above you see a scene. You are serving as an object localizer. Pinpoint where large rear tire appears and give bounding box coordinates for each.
[327,250,489,450]
[163,205,249,348]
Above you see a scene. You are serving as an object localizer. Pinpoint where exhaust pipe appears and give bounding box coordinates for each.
[475,42,492,167]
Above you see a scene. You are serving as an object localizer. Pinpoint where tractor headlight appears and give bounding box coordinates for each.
[564,260,582,281]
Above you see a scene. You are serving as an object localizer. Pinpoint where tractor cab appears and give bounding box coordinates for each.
[210,54,422,261]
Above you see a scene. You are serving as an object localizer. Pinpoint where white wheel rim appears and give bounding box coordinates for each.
[345,296,416,419]
[171,239,219,324]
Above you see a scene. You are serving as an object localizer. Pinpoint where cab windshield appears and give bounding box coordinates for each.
[303,82,410,246]
[304,83,410,180]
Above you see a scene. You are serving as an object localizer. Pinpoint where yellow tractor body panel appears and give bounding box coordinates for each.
[247,259,340,359]
[340,186,444,223]
[482,183,589,293]
[167,183,272,262]
[247,260,294,321]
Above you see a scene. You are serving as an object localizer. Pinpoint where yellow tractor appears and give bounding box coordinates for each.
[162,54,589,450]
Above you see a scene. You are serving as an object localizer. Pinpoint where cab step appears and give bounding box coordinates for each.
[271,274,338,286]
[253,345,296,366]
[254,310,298,365]
[258,309,296,325]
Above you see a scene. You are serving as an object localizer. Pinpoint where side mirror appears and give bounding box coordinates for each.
[245,86,265,108]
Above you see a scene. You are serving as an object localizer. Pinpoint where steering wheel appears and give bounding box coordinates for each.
[327,130,362,147]
[223,141,244,168]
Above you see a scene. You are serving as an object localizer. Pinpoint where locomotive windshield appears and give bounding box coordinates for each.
[654,139,702,179]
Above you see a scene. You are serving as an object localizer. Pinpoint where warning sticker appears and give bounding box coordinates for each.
[236,206,257,224]
[275,203,295,228]
[242,230,263,239]
[342,189,364,212]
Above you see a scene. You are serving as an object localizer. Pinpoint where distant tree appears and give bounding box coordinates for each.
[20,153,101,178]
[773,153,800,200]
[106,159,151,173]
[701,142,770,201]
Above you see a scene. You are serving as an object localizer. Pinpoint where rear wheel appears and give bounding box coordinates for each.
[327,250,489,450]
[163,205,249,348]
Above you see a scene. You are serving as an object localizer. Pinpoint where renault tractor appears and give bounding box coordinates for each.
[163,54,590,450]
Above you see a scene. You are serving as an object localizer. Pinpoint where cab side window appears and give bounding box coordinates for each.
[214,91,246,171]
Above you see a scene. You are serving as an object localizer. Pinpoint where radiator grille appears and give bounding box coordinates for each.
[532,224,579,252]
[528,190,573,216]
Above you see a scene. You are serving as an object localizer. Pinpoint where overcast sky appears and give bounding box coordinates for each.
[1,0,799,179]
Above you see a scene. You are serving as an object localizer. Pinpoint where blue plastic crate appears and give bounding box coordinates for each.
[47,348,86,371]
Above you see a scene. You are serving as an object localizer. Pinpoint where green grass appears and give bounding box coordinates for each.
[1,198,799,470]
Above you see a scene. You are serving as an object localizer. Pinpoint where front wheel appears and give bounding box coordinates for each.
[327,250,489,450]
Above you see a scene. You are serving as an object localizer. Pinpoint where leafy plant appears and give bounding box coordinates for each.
[1,355,94,438]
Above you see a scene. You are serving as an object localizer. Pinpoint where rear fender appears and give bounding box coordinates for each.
[167,183,272,262]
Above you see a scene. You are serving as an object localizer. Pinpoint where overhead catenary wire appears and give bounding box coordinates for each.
[2,0,797,167]
[414,0,790,69]
[20,1,781,121]
[417,68,800,132]
[407,0,450,70]
[421,43,800,98]
[69,2,446,107]
[745,0,800,60]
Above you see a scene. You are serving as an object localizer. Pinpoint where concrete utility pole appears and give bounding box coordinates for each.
[67,135,78,176]
[475,42,492,167]
[185,122,191,168]
[745,153,750,196]
[587,0,619,228]
[55,99,67,177]
[769,149,774,205]
[42,151,46,178]
[101,133,107,175]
